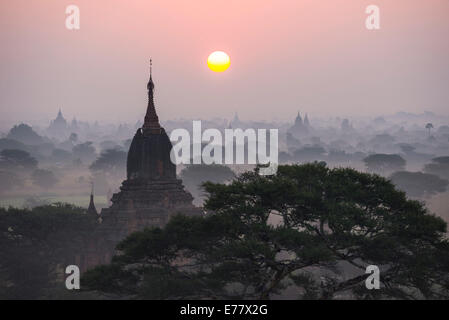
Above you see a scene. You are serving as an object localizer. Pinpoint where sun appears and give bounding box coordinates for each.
[207,51,230,72]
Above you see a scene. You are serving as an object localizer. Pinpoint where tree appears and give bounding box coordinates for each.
[425,123,434,136]
[99,140,122,152]
[23,197,50,209]
[180,164,235,205]
[0,204,98,299]
[293,146,326,163]
[437,125,449,135]
[424,156,449,180]
[363,154,406,175]
[31,169,58,189]
[51,148,72,163]
[6,124,45,146]
[69,133,78,144]
[399,144,415,154]
[83,163,449,300]
[72,142,96,165]
[0,149,38,172]
[0,138,28,152]
[90,148,127,174]
[390,171,448,198]
[369,134,395,146]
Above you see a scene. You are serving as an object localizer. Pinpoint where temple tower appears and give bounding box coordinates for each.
[97,61,200,248]
[48,108,68,136]
[86,183,98,215]
[288,111,310,138]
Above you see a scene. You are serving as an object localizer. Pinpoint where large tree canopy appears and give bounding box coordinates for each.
[89,148,127,174]
[72,142,97,165]
[390,171,448,198]
[424,156,449,180]
[363,154,406,175]
[0,204,98,299]
[6,124,45,146]
[0,149,38,172]
[83,163,449,300]
[180,164,235,205]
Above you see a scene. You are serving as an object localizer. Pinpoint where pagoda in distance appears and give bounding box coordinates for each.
[47,109,68,136]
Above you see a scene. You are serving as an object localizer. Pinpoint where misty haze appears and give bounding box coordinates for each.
[1,0,449,304]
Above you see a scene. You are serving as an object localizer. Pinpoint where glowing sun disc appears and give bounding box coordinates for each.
[207,51,230,72]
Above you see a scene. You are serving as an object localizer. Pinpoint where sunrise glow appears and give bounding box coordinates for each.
[207,51,230,72]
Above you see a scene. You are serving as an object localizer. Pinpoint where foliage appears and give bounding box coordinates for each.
[0,149,38,171]
[399,144,416,154]
[90,148,127,174]
[6,124,45,146]
[69,133,78,144]
[0,203,98,299]
[99,140,123,152]
[180,164,235,204]
[51,148,72,163]
[390,171,448,198]
[72,142,96,164]
[369,134,395,145]
[23,197,51,209]
[0,138,28,152]
[363,154,406,174]
[424,157,449,180]
[292,146,326,162]
[83,163,449,300]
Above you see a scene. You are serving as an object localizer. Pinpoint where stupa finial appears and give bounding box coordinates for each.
[143,59,160,132]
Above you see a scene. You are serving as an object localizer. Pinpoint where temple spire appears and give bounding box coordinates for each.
[304,113,310,126]
[295,111,303,125]
[57,108,64,120]
[143,58,161,132]
[87,182,98,215]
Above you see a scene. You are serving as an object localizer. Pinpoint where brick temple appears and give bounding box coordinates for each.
[78,62,201,270]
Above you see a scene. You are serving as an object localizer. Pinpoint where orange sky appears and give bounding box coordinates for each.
[1,0,449,124]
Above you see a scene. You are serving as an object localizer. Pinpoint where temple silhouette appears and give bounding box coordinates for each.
[288,111,311,138]
[47,109,68,136]
[78,62,201,270]
[86,182,98,216]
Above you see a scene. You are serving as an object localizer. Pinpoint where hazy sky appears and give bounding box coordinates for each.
[1,0,449,124]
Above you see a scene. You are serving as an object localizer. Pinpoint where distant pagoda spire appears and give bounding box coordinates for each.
[295,111,303,125]
[304,113,310,126]
[87,182,98,215]
[142,58,161,133]
[55,108,66,121]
